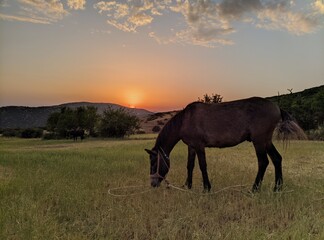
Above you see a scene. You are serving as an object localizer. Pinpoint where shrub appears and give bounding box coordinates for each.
[2,129,21,137]
[99,108,140,138]
[42,132,59,140]
[136,129,146,134]
[307,126,324,141]
[152,125,161,133]
[198,93,223,103]
[146,115,158,121]
[21,128,43,138]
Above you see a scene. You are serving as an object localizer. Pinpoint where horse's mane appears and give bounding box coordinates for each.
[155,110,185,148]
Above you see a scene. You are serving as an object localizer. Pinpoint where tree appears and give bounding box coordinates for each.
[99,108,140,138]
[46,106,99,138]
[83,106,99,136]
[56,107,78,137]
[47,112,60,131]
[198,93,223,103]
[152,125,161,133]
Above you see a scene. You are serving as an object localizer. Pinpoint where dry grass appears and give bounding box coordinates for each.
[0,137,323,239]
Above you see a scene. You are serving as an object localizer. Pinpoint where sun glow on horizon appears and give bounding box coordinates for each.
[123,88,143,109]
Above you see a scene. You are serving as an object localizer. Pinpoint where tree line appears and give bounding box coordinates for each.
[44,106,140,139]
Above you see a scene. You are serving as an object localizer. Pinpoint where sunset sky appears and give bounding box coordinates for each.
[0,0,323,111]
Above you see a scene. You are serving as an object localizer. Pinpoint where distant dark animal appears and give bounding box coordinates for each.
[69,128,85,141]
[145,97,306,193]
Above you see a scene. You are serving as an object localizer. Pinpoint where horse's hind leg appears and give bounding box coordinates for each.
[267,143,283,192]
[252,143,269,192]
[185,146,196,189]
[196,148,211,192]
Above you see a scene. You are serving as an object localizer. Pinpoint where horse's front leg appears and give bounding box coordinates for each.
[196,148,211,192]
[185,146,196,189]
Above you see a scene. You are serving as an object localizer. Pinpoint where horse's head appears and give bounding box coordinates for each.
[145,147,170,187]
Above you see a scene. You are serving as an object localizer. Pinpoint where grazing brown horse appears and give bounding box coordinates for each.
[145,97,306,192]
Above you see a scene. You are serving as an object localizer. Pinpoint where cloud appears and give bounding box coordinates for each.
[0,0,322,47]
[67,0,86,10]
[94,1,158,32]
[313,0,324,14]
[175,27,235,48]
[0,0,69,24]
[93,0,322,47]
[128,13,153,26]
[93,0,235,47]
[0,13,50,24]
[256,7,319,35]
[0,0,71,24]
[19,0,68,21]
[178,0,321,45]
[218,0,262,19]
[165,1,235,47]
[255,0,319,35]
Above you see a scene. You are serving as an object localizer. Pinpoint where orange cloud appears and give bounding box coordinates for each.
[0,13,50,24]
[67,0,86,10]
[314,0,324,14]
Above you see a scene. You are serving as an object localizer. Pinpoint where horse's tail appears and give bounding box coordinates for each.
[276,109,307,141]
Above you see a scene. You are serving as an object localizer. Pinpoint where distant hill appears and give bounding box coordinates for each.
[0,102,152,129]
[266,85,324,103]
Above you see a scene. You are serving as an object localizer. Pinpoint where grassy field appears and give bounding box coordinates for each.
[0,137,324,239]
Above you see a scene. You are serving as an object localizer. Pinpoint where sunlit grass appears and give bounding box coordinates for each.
[0,137,323,239]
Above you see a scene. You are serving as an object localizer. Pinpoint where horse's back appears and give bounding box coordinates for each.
[180,97,281,147]
[183,97,280,126]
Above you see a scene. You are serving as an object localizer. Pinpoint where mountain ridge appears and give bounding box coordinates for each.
[0,102,153,129]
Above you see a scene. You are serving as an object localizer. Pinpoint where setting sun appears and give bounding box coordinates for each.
[123,89,143,109]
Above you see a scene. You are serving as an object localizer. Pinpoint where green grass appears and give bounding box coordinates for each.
[0,137,324,239]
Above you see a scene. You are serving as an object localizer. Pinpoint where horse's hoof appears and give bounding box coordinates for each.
[251,186,261,193]
[203,185,211,193]
[273,185,283,192]
[252,182,262,193]
[184,180,192,189]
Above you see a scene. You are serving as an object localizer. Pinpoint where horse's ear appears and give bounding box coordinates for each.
[145,149,157,156]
